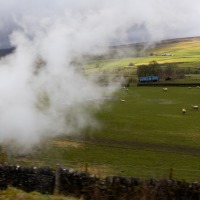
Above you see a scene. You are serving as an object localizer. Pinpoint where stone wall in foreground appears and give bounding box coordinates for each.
[0,165,199,200]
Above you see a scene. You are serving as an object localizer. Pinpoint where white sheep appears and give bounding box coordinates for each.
[121,99,126,102]
[163,87,168,91]
[192,105,198,110]
[188,87,192,89]
[182,108,186,114]
[197,86,200,89]
[123,87,129,91]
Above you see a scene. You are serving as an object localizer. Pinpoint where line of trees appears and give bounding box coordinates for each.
[137,61,185,80]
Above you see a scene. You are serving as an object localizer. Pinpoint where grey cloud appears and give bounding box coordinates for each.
[0,0,200,47]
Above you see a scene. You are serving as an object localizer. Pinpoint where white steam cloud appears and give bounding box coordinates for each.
[0,0,200,150]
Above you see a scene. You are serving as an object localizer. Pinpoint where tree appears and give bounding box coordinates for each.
[164,63,185,79]
[137,65,149,77]
[137,61,162,77]
[149,61,163,76]
[164,64,175,77]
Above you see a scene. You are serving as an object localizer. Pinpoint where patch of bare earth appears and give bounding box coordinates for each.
[86,138,200,156]
[52,140,83,148]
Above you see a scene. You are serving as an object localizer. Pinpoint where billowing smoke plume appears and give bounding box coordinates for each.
[0,0,200,150]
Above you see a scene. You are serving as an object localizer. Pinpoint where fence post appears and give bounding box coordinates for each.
[85,162,88,173]
[169,168,173,180]
[54,164,61,195]
[0,152,6,164]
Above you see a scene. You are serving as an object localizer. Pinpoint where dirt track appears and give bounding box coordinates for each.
[75,136,200,156]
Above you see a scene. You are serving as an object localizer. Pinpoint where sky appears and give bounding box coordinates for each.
[0,0,200,48]
[0,0,200,151]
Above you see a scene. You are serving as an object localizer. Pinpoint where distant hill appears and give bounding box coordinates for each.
[85,36,200,74]
[0,47,15,57]
[85,36,200,61]
[1,36,200,66]
[108,36,200,57]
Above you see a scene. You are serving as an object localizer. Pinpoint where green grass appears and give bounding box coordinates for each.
[13,86,200,182]
[94,87,200,147]
[0,187,79,200]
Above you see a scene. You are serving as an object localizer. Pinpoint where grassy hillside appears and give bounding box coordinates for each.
[11,86,200,182]
[85,37,200,74]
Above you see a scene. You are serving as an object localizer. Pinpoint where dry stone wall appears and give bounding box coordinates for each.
[0,164,200,200]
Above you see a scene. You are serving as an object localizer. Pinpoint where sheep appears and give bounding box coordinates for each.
[192,105,198,110]
[197,86,200,89]
[182,108,186,114]
[123,87,128,91]
[188,87,192,89]
[163,87,168,91]
[120,99,126,102]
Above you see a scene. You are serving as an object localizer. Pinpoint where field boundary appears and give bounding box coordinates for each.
[137,82,200,86]
[1,164,200,199]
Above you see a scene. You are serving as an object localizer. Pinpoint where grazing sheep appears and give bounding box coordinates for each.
[121,99,126,102]
[182,108,186,114]
[192,105,198,110]
[188,87,192,89]
[197,86,200,89]
[163,87,168,91]
[123,86,129,91]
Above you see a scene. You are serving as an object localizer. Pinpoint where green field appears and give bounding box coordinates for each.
[4,37,200,182]
[14,86,200,182]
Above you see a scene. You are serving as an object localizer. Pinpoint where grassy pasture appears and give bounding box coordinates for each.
[15,86,200,182]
